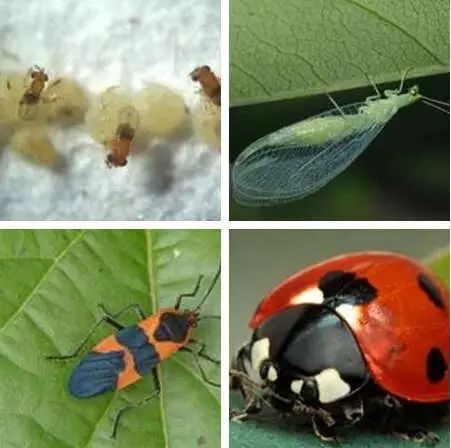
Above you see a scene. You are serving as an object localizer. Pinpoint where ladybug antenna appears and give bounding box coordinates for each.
[193,266,220,312]
[229,370,290,405]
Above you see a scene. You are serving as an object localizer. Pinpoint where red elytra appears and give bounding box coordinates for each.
[250,252,450,404]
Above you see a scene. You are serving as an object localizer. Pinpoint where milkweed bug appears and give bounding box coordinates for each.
[47,268,220,438]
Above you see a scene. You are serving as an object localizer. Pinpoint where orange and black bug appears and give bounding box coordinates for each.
[190,65,221,106]
[19,65,50,120]
[47,268,220,438]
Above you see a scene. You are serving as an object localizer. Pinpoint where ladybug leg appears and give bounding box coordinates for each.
[46,311,125,360]
[174,275,204,309]
[230,399,263,421]
[394,428,440,445]
[342,398,364,424]
[376,394,402,432]
[111,368,161,439]
[312,415,342,444]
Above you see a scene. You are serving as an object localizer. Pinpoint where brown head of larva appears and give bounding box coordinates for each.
[106,152,128,168]
[190,65,220,106]
[31,66,49,82]
[190,65,211,82]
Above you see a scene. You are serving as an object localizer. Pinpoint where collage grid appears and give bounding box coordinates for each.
[0,1,449,448]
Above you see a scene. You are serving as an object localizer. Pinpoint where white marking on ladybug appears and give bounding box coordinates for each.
[267,365,278,382]
[335,303,361,329]
[290,379,304,394]
[315,368,351,403]
[291,287,324,305]
[250,337,270,371]
[243,353,263,384]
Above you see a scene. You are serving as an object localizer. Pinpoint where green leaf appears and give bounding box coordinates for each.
[426,249,450,287]
[0,230,220,448]
[231,0,449,106]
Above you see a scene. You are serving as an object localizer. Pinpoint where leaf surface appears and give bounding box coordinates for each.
[231,0,449,105]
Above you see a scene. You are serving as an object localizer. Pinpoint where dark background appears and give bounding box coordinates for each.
[230,73,450,220]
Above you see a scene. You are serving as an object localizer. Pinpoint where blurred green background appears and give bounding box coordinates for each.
[230,73,450,220]
[230,229,449,447]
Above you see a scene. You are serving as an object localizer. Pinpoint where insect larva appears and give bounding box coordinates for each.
[232,81,449,207]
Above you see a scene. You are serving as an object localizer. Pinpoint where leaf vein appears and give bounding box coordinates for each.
[0,230,86,336]
[343,0,445,65]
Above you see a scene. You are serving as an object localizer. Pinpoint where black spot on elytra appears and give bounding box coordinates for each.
[426,347,447,383]
[319,270,377,308]
[418,274,445,310]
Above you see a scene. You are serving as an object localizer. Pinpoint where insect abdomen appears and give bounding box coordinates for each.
[69,326,161,397]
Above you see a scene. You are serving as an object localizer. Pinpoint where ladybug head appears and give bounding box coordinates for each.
[244,305,370,409]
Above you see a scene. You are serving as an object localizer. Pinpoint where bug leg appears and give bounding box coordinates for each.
[180,344,220,387]
[0,75,10,98]
[197,314,220,321]
[111,368,161,439]
[46,312,124,360]
[312,415,342,444]
[187,339,220,363]
[174,274,204,309]
[373,394,402,432]
[42,95,59,104]
[230,398,263,421]
[98,303,147,320]
[342,397,364,425]
[326,94,346,118]
[393,428,440,445]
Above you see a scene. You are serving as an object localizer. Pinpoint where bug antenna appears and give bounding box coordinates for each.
[229,370,291,404]
[398,67,413,93]
[420,95,450,107]
[421,99,450,114]
[193,266,220,312]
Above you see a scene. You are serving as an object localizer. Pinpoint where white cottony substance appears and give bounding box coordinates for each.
[0,0,219,220]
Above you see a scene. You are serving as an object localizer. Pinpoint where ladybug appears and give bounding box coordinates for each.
[230,252,449,443]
